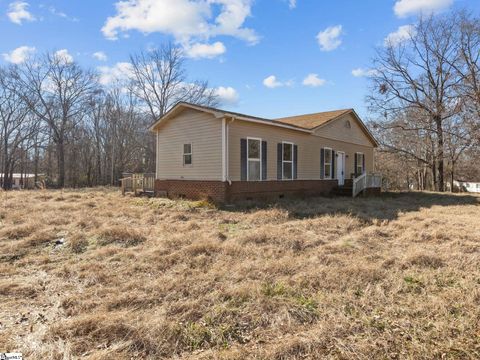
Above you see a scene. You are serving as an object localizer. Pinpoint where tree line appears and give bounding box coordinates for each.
[369,11,480,191]
[0,43,217,189]
[2,11,479,192]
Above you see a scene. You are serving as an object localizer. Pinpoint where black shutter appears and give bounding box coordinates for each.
[354,153,358,178]
[277,143,282,180]
[241,139,247,181]
[362,154,366,174]
[320,148,325,179]
[293,145,298,180]
[262,141,267,180]
[332,150,336,180]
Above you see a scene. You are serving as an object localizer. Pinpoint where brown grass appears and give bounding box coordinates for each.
[0,188,479,359]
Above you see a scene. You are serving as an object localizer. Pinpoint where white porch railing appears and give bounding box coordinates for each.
[120,173,155,195]
[352,173,382,197]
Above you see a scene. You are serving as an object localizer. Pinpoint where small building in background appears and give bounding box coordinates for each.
[453,180,480,193]
[0,173,44,190]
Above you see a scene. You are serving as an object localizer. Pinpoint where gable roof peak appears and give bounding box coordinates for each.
[274,109,353,130]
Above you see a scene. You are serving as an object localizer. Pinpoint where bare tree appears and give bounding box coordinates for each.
[444,116,474,191]
[368,15,462,191]
[129,43,218,121]
[455,11,480,119]
[0,66,38,189]
[13,52,98,187]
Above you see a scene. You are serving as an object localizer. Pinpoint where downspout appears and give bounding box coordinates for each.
[227,117,235,185]
[155,130,159,180]
[222,118,227,182]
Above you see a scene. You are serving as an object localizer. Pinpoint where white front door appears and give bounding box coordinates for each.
[337,152,345,186]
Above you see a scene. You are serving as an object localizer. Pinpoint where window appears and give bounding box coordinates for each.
[356,152,364,175]
[324,148,332,179]
[183,143,192,165]
[247,138,261,181]
[282,142,294,180]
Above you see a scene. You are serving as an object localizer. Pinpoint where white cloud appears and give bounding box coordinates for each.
[101,0,258,47]
[351,68,378,77]
[302,73,326,87]
[7,1,35,24]
[215,86,239,105]
[2,45,36,64]
[93,51,108,62]
[316,25,343,51]
[263,75,285,88]
[47,6,79,22]
[394,0,453,17]
[384,25,416,46]
[289,0,297,9]
[98,62,134,85]
[54,49,74,63]
[185,42,226,59]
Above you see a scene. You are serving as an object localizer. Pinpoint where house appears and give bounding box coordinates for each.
[453,180,480,193]
[149,102,380,202]
[0,173,41,190]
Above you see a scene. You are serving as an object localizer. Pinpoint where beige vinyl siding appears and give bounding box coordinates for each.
[228,119,374,181]
[156,108,223,180]
[314,113,373,147]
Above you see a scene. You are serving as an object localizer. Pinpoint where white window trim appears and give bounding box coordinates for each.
[282,141,294,181]
[356,152,364,175]
[324,147,332,180]
[247,137,262,181]
[336,150,345,181]
[183,143,193,166]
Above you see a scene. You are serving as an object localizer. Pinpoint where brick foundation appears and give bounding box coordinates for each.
[154,180,228,203]
[227,180,338,201]
[155,179,339,203]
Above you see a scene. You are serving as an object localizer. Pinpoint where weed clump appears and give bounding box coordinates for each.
[97,226,146,247]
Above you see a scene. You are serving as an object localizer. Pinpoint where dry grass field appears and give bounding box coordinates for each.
[0,188,479,359]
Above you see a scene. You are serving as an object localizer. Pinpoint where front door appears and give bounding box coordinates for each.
[337,152,345,186]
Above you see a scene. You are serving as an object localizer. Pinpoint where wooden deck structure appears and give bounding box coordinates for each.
[120,173,155,196]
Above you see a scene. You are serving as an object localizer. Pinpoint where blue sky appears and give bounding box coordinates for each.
[1,0,479,119]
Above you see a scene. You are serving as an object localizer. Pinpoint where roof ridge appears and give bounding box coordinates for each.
[274,108,352,120]
[176,101,353,123]
[174,101,308,130]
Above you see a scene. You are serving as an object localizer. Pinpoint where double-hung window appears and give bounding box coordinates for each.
[355,152,364,175]
[282,142,294,180]
[183,143,192,165]
[324,148,332,179]
[247,138,261,181]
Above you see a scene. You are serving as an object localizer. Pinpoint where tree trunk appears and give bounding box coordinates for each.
[435,116,445,192]
[57,140,65,188]
[33,141,39,185]
[2,139,11,190]
[450,161,455,193]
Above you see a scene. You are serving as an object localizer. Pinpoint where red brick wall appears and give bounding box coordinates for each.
[227,180,338,201]
[155,180,227,203]
[155,179,339,203]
